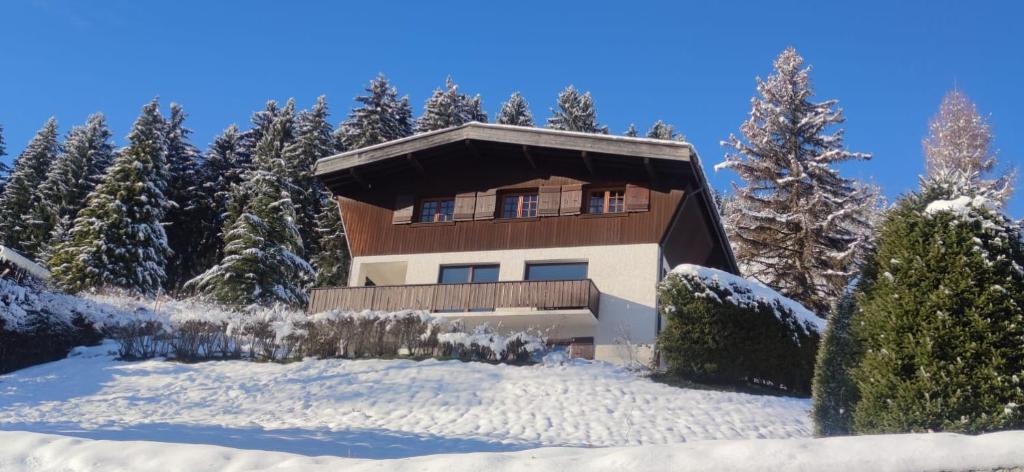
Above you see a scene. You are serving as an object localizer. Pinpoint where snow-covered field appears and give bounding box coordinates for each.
[0,342,811,459]
[2,429,1021,472]
[2,343,1022,471]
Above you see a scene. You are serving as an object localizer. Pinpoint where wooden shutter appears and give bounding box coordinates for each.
[624,184,650,212]
[538,186,561,216]
[559,184,583,215]
[392,194,415,224]
[474,189,496,220]
[454,192,476,221]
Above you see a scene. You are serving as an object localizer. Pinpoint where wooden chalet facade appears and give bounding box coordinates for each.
[313,122,737,363]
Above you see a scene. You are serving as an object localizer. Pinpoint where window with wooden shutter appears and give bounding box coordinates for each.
[538,186,561,216]
[392,194,415,224]
[453,192,476,221]
[559,184,583,215]
[474,189,497,220]
[624,184,650,212]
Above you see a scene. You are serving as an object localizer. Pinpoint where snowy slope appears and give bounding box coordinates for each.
[0,429,1021,472]
[0,343,811,459]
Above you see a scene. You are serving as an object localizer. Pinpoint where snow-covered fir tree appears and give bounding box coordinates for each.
[416,76,487,133]
[646,120,684,141]
[624,123,639,137]
[238,100,280,163]
[311,195,348,287]
[50,99,171,295]
[283,96,334,256]
[193,124,245,271]
[163,103,208,289]
[185,108,313,307]
[718,47,877,315]
[0,118,60,253]
[25,113,115,261]
[922,89,1014,206]
[0,124,9,194]
[225,100,297,231]
[336,74,414,151]
[546,85,608,134]
[495,91,534,127]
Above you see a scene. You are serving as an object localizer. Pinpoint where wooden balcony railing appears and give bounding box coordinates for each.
[309,279,600,318]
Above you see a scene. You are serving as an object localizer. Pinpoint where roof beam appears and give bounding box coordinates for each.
[406,152,427,176]
[643,157,659,185]
[581,151,596,176]
[521,145,537,169]
[464,139,481,160]
[349,168,370,189]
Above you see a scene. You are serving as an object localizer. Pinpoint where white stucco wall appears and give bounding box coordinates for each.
[349,244,661,365]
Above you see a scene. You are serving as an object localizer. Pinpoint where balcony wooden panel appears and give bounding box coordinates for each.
[309,279,600,318]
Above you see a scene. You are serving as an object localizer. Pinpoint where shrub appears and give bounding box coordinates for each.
[811,292,862,436]
[657,264,822,395]
[851,191,1024,434]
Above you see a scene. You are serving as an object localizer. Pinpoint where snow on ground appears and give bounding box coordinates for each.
[1,429,1021,472]
[0,342,811,459]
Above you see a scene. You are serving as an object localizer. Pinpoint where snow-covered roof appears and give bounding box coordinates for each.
[0,245,50,281]
[314,122,694,177]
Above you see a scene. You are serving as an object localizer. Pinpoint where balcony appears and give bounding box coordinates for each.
[308,279,601,320]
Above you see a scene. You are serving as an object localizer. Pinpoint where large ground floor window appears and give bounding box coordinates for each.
[524,262,588,281]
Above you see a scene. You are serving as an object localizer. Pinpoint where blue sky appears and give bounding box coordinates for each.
[2,0,1022,216]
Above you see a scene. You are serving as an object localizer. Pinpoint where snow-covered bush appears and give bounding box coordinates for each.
[438,324,546,364]
[656,264,823,394]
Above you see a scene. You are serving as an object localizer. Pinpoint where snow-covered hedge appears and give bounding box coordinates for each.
[657,264,822,394]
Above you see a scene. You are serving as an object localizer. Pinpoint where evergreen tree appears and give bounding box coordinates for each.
[546,85,608,134]
[416,76,487,133]
[163,103,208,289]
[283,96,334,255]
[193,124,245,270]
[186,108,312,307]
[239,100,280,164]
[311,195,348,288]
[646,120,684,141]
[495,91,534,127]
[25,114,115,260]
[0,118,60,252]
[336,74,414,150]
[922,89,1014,206]
[851,185,1024,434]
[0,124,9,194]
[623,123,639,137]
[225,100,297,229]
[50,99,171,295]
[718,47,876,315]
[811,291,863,436]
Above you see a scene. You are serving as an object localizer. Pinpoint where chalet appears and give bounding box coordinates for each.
[311,122,738,364]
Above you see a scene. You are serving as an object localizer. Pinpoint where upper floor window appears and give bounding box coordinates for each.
[501,192,539,219]
[419,198,455,223]
[588,188,626,214]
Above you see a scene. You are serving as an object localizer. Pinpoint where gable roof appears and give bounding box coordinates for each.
[314,122,692,177]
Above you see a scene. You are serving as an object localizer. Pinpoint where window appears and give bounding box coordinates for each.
[588,188,626,214]
[439,264,500,284]
[501,192,539,219]
[525,262,588,281]
[419,198,455,223]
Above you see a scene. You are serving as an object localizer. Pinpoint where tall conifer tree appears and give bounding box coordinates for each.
[311,196,348,288]
[0,124,8,194]
[0,118,60,252]
[922,89,1014,205]
[50,99,170,295]
[26,113,115,260]
[162,103,208,289]
[496,92,534,127]
[416,76,487,132]
[336,75,414,150]
[283,96,334,255]
[186,109,312,307]
[718,47,876,314]
[623,123,639,137]
[646,120,683,141]
[546,86,607,134]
